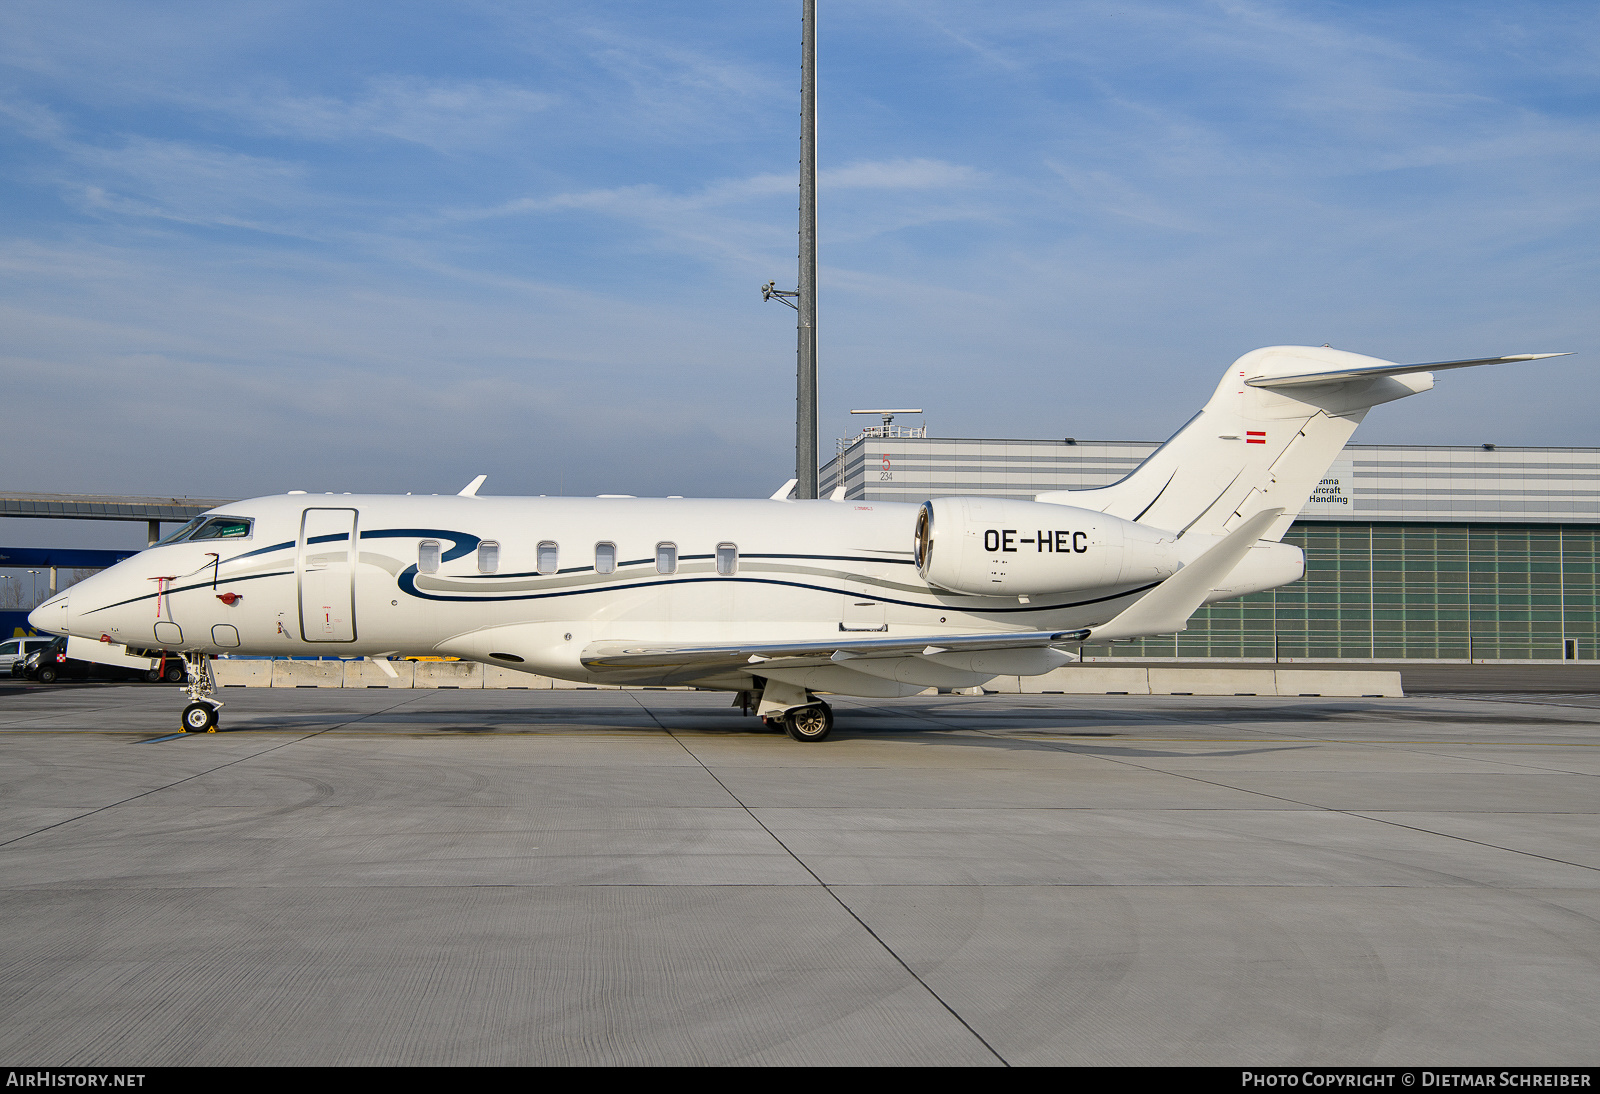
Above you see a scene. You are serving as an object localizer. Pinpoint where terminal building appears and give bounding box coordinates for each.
[822,429,1600,663]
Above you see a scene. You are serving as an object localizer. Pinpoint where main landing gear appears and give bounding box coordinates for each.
[782,703,834,743]
[178,652,222,733]
[741,681,836,742]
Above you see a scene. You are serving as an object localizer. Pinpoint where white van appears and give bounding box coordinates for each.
[2,637,55,675]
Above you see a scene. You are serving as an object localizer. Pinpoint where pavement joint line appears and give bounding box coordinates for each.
[1440,690,1600,710]
[622,689,1011,1067]
[996,727,1600,880]
[854,698,1600,881]
[0,690,436,851]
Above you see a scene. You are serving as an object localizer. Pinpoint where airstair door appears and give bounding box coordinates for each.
[298,508,357,642]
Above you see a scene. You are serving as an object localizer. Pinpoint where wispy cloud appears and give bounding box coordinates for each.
[221,77,554,150]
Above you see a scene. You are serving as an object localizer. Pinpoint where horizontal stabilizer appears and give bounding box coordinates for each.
[1246,353,1569,390]
[1090,508,1282,642]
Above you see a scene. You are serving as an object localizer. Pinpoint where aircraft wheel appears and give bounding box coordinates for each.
[38,666,58,684]
[784,703,833,743]
[182,703,218,733]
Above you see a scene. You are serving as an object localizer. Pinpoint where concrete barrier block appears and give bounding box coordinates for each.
[1149,667,1277,696]
[413,661,483,689]
[1275,669,1403,698]
[343,660,414,688]
[548,677,620,689]
[1021,667,1152,694]
[214,660,272,687]
[272,660,346,688]
[483,665,553,689]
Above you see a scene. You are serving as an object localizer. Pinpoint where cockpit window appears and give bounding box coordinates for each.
[188,517,254,541]
[154,515,253,545]
[154,517,207,546]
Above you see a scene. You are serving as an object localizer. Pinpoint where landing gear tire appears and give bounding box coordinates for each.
[182,703,218,733]
[784,703,833,743]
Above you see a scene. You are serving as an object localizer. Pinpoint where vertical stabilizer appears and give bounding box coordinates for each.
[1038,346,1440,540]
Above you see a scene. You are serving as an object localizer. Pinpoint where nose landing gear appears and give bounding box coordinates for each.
[182,702,218,732]
[178,652,222,732]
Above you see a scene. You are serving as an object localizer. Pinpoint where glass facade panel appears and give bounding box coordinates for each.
[1081,522,1600,661]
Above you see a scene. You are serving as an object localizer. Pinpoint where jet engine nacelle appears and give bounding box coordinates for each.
[914,497,1180,597]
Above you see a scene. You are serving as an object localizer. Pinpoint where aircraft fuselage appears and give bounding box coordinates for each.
[46,492,1158,689]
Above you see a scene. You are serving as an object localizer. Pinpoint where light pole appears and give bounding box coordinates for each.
[26,571,40,606]
[797,0,817,499]
[764,0,819,499]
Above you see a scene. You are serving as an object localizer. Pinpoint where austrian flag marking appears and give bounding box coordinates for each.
[1246,431,1267,444]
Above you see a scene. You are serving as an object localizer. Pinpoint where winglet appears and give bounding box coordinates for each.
[1090,508,1283,642]
[770,479,798,501]
[458,475,488,497]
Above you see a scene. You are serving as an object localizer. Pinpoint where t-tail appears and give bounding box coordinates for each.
[1036,345,1570,540]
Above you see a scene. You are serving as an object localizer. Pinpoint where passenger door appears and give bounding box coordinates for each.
[298,508,357,642]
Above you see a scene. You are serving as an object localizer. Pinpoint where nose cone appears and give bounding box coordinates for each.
[28,596,65,636]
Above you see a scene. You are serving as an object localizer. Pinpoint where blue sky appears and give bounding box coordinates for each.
[2,1,1596,549]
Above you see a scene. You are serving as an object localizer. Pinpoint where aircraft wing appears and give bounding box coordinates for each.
[580,628,1089,679]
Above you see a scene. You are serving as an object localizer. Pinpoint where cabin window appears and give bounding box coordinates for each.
[656,542,677,574]
[478,541,500,573]
[537,541,559,575]
[418,540,441,574]
[595,542,616,574]
[716,543,738,576]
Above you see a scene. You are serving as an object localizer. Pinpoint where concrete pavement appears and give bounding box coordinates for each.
[0,686,1596,1065]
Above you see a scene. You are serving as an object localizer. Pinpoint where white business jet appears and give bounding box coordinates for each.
[31,345,1564,739]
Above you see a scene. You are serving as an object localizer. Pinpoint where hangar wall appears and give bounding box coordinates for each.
[821,436,1600,662]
